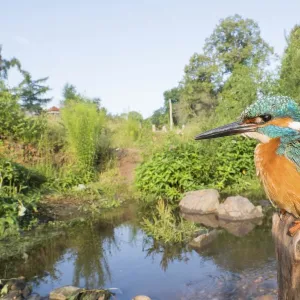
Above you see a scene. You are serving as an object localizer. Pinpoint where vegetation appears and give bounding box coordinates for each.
[0,15,300,244]
[141,200,198,243]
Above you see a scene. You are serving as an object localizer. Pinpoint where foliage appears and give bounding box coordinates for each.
[204,14,273,73]
[141,200,198,243]
[178,54,218,123]
[136,138,257,204]
[0,91,46,142]
[61,101,106,180]
[18,72,52,113]
[150,107,168,127]
[62,83,80,103]
[216,65,258,121]
[0,45,22,80]
[0,158,45,238]
[280,25,300,102]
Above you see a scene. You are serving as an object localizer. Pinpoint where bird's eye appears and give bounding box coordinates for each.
[260,114,272,122]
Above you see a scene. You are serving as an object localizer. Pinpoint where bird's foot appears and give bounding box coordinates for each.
[279,209,287,221]
[288,220,300,236]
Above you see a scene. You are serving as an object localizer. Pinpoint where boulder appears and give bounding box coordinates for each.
[218,196,263,221]
[189,229,220,249]
[27,294,42,300]
[219,218,262,237]
[49,286,81,300]
[179,189,220,214]
[1,291,22,300]
[181,212,219,228]
[132,296,151,300]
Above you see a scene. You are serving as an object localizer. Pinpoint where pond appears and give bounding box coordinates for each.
[0,205,277,300]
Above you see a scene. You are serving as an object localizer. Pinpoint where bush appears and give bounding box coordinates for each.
[136,137,258,205]
[0,158,44,237]
[0,91,45,143]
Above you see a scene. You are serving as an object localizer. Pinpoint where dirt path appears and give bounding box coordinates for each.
[117,148,142,184]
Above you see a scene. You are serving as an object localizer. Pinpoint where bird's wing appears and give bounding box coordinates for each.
[284,138,300,170]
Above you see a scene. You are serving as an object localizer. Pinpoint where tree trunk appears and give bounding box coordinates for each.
[272,213,300,299]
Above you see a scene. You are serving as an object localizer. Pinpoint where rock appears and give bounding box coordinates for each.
[132,296,151,300]
[179,189,220,214]
[22,285,32,298]
[66,289,112,300]
[189,229,220,249]
[49,286,81,300]
[107,288,122,295]
[219,218,262,237]
[27,294,41,300]
[255,295,276,300]
[181,213,219,228]
[7,278,26,291]
[1,291,22,300]
[259,200,271,208]
[218,196,263,221]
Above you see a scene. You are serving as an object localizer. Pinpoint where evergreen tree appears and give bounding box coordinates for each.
[19,72,52,113]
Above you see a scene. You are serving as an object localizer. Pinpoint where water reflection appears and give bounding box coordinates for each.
[0,207,277,299]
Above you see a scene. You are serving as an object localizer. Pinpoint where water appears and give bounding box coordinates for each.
[0,207,277,300]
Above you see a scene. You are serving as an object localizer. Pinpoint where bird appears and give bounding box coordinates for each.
[195,95,300,236]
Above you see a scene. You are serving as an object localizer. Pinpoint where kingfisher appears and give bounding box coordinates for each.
[195,95,300,236]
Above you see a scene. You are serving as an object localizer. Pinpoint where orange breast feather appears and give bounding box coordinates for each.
[255,138,300,218]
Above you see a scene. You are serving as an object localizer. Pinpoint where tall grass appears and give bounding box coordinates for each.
[61,101,106,180]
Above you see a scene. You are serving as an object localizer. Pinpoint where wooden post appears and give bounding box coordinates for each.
[272,213,300,299]
[169,99,173,131]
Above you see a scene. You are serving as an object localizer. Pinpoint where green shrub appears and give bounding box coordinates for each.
[136,137,258,204]
[0,158,44,237]
[0,91,46,143]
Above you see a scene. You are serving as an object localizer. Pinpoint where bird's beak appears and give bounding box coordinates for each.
[195,121,258,140]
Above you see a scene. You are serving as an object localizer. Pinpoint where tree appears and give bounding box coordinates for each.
[62,83,79,103]
[151,107,168,127]
[279,25,300,102]
[128,111,143,122]
[178,53,218,123]
[0,45,22,80]
[204,14,273,74]
[216,65,258,121]
[62,83,102,109]
[19,72,52,113]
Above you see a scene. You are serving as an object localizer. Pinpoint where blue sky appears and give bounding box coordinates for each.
[1,0,300,117]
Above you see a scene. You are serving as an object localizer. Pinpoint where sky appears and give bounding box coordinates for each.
[1,0,300,117]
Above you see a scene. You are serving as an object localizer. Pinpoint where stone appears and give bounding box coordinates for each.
[132,296,151,300]
[259,200,271,208]
[22,285,32,298]
[255,295,276,300]
[181,213,219,228]
[218,196,263,221]
[49,286,81,300]
[179,189,220,214]
[27,294,41,300]
[219,218,262,237]
[1,291,22,300]
[189,229,220,249]
[8,278,26,291]
[60,289,112,300]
